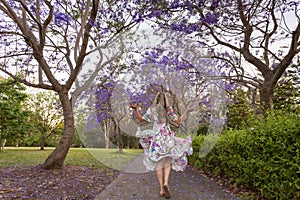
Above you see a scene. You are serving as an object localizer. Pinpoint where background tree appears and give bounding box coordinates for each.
[24,91,64,150]
[0,77,29,151]
[94,81,115,149]
[84,80,140,151]
[226,88,254,129]
[110,83,130,152]
[273,65,300,112]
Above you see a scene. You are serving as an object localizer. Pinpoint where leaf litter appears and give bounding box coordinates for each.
[0,165,119,200]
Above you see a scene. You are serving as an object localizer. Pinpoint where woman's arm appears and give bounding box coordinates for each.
[130,104,145,123]
[174,105,195,125]
[175,108,189,124]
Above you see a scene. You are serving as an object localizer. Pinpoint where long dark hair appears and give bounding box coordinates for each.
[154,92,168,111]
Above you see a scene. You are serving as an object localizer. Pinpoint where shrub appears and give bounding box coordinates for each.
[189,111,300,199]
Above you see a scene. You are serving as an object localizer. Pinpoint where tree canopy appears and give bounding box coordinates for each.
[130,0,300,110]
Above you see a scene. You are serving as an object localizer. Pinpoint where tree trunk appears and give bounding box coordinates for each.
[40,136,45,150]
[42,91,74,169]
[251,88,260,115]
[259,80,275,111]
[105,137,110,149]
[116,123,123,153]
[104,124,111,149]
[0,139,6,152]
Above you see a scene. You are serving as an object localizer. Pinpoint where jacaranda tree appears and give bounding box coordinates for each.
[0,0,141,168]
[93,81,115,149]
[132,0,300,111]
[24,90,64,150]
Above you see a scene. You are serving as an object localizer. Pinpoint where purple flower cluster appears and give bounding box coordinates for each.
[200,12,220,25]
[93,81,116,123]
[170,23,200,34]
[129,90,154,112]
[54,12,72,27]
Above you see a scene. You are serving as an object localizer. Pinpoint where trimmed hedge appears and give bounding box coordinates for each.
[189,111,300,199]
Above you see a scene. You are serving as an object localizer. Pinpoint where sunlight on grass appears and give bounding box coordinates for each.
[87,148,143,171]
[0,147,143,169]
[0,147,52,167]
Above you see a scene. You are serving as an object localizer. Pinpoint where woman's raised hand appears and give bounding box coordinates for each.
[186,103,197,113]
[130,103,138,110]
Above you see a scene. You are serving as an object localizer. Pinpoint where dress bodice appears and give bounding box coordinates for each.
[141,106,179,133]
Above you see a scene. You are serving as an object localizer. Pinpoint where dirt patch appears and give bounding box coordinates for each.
[0,165,119,200]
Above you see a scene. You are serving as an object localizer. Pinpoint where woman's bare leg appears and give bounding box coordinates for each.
[156,158,165,195]
[163,157,172,186]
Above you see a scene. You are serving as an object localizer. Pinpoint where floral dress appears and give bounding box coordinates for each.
[135,106,193,172]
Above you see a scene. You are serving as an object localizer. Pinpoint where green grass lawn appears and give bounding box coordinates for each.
[0,147,143,170]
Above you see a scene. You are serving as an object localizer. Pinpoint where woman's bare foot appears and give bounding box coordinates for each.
[159,190,165,197]
[163,184,170,199]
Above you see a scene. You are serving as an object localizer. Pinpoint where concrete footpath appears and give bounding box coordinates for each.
[95,154,239,200]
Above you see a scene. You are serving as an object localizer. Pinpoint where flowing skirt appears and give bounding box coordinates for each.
[136,123,193,172]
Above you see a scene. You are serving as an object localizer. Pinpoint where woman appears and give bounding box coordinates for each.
[130,92,193,199]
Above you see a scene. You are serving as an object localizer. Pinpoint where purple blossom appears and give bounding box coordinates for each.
[211,0,220,10]
[134,12,144,23]
[225,83,232,91]
[198,0,205,7]
[170,1,180,9]
[170,22,200,34]
[29,5,35,13]
[201,12,220,25]
[271,63,278,69]
[147,10,162,18]
[54,12,72,26]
